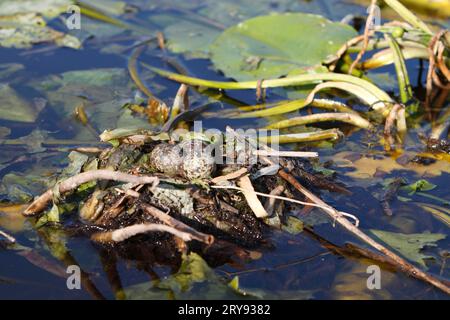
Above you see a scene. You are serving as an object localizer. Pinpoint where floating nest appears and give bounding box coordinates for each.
[23,129,349,256]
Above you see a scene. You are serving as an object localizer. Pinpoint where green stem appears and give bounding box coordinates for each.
[361,46,429,69]
[385,34,413,103]
[258,129,342,144]
[222,99,356,118]
[146,66,394,110]
[265,113,372,130]
[383,0,433,34]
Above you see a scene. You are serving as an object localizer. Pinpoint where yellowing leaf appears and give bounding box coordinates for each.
[0,0,72,18]
[0,84,38,122]
[371,229,446,268]
[334,151,450,179]
[0,203,28,232]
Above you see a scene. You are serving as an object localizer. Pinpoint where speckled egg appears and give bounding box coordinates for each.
[175,139,215,180]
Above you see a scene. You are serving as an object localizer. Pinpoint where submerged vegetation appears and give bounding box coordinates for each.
[0,0,449,299]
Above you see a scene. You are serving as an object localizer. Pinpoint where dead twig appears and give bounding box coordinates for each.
[170,84,190,119]
[425,30,447,117]
[24,170,159,216]
[156,31,166,51]
[91,223,198,243]
[253,150,318,158]
[237,175,269,218]
[227,126,450,295]
[210,167,248,184]
[0,229,16,244]
[211,185,359,226]
[140,203,214,245]
[384,103,405,149]
[264,185,285,216]
[437,40,450,82]
[348,0,378,74]
[328,34,366,71]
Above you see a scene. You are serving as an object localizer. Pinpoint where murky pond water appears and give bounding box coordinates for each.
[0,0,449,299]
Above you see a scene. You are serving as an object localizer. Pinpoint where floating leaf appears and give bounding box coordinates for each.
[228,275,314,299]
[417,203,450,227]
[400,179,437,195]
[0,13,81,49]
[0,84,38,122]
[0,126,10,138]
[35,203,60,228]
[125,252,314,299]
[209,13,357,81]
[164,20,221,59]
[59,151,89,179]
[336,151,450,179]
[0,63,24,81]
[82,0,128,16]
[30,68,148,135]
[124,252,241,299]
[0,203,28,232]
[0,0,72,18]
[370,229,446,268]
[282,216,304,235]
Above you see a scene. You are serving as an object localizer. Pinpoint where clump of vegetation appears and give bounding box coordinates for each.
[0,0,449,299]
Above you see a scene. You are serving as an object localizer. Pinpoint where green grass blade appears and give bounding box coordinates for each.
[383,0,433,34]
[385,34,413,103]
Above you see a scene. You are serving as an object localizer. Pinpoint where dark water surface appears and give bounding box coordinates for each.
[0,0,449,299]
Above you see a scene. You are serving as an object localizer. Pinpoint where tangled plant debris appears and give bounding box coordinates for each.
[0,0,448,300]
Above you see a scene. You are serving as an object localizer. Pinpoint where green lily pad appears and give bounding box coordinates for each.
[209,13,357,81]
[164,20,221,59]
[0,84,38,122]
[371,229,446,268]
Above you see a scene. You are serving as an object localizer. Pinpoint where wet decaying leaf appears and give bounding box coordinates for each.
[371,229,446,268]
[0,0,449,300]
[30,68,152,136]
[0,0,72,18]
[0,84,39,122]
[0,12,81,49]
[124,252,314,299]
[335,151,450,179]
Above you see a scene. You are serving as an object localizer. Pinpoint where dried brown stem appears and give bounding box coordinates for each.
[172,83,189,112]
[253,150,318,158]
[140,203,214,245]
[264,185,285,216]
[0,229,15,243]
[210,167,248,184]
[384,103,404,149]
[329,34,366,71]
[23,170,159,216]
[237,175,269,218]
[348,0,378,74]
[437,40,450,82]
[425,30,447,117]
[91,223,197,243]
[227,126,450,295]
